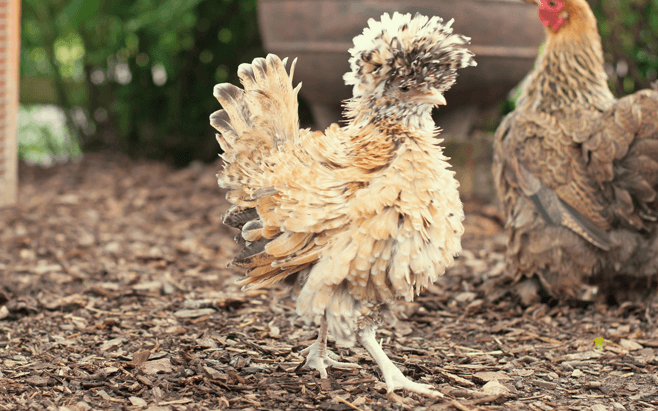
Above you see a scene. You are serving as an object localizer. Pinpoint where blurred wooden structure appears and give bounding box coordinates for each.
[258,0,543,200]
[0,0,19,207]
[258,0,543,130]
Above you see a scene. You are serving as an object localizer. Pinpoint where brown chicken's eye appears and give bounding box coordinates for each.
[549,0,557,6]
[399,85,410,92]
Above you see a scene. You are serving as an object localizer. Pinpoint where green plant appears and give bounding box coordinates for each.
[18,105,82,165]
[21,0,262,166]
[590,0,658,95]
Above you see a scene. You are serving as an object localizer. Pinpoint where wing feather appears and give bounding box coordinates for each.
[496,89,658,251]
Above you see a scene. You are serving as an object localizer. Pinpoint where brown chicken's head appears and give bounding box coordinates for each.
[522,0,598,38]
[344,12,476,110]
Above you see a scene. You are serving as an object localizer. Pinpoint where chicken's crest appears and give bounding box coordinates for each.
[343,12,476,101]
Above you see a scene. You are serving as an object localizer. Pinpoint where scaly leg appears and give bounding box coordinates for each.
[301,316,361,378]
[358,326,442,398]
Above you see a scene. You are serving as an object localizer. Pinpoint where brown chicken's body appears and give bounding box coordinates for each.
[212,13,476,397]
[494,0,658,304]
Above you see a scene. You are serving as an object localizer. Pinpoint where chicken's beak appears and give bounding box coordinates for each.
[521,0,539,5]
[420,89,447,106]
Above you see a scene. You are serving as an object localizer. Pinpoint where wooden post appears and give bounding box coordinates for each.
[0,0,19,207]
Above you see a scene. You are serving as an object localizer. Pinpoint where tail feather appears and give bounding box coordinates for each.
[239,263,312,291]
[212,53,318,298]
[273,248,322,268]
[223,205,259,229]
[211,110,236,150]
[237,55,300,147]
[607,90,658,227]
[265,232,313,257]
[212,54,301,192]
[232,237,278,268]
[238,55,294,108]
[212,83,252,141]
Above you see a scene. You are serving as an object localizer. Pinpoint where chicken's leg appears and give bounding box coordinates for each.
[358,326,442,398]
[301,316,361,378]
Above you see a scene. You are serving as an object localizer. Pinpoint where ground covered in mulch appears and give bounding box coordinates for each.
[1,153,657,411]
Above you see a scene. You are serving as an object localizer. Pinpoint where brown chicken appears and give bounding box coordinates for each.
[494,0,658,304]
[211,12,475,397]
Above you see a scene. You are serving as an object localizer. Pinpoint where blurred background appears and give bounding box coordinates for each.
[16,0,658,193]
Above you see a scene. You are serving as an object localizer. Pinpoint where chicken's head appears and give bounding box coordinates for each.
[343,12,476,111]
[523,0,596,35]
[538,0,567,31]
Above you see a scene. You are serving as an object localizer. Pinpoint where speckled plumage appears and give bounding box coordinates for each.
[494,0,658,304]
[211,12,475,397]
[344,13,474,117]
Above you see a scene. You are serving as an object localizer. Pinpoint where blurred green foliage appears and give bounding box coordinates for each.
[21,0,262,166]
[18,105,82,165]
[590,0,658,95]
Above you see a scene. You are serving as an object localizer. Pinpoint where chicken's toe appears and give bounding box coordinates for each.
[300,345,341,361]
[302,340,361,378]
[359,326,442,399]
[381,365,443,398]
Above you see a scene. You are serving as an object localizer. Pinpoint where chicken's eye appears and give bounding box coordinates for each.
[400,85,410,92]
[548,0,557,6]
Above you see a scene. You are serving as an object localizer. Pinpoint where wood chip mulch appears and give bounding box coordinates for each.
[1,152,657,411]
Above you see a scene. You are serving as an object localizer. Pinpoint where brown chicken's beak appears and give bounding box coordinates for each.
[521,0,539,5]
[420,89,447,106]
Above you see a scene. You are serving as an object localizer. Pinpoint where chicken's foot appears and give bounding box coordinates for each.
[358,326,442,398]
[301,316,361,378]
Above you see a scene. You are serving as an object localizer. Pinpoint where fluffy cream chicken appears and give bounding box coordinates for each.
[494,0,658,304]
[211,12,476,397]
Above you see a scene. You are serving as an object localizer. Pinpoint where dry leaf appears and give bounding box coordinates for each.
[141,358,174,375]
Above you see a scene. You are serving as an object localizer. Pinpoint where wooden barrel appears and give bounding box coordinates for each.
[258,0,544,129]
[0,0,19,207]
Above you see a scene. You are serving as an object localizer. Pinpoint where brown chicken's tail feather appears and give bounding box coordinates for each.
[596,90,658,229]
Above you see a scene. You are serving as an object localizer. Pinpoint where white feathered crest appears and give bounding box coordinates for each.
[344,12,477,99]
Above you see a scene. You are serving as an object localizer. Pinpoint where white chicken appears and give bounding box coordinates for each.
[212,12,476,397]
